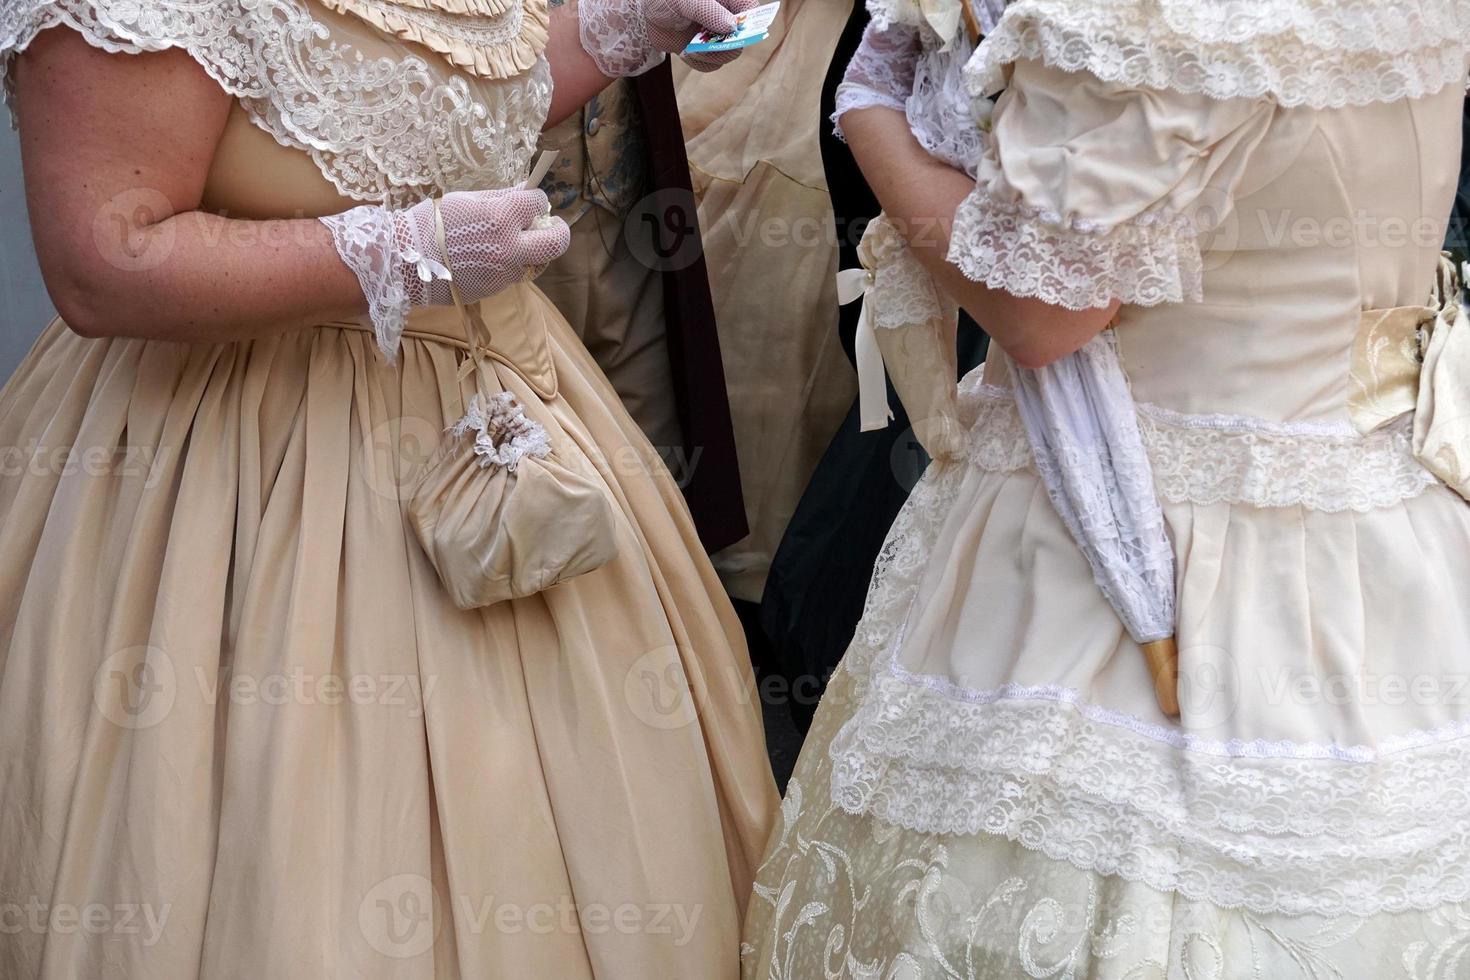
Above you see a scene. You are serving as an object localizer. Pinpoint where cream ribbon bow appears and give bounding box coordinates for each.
[835,214,966,460]
[835,266,894,433]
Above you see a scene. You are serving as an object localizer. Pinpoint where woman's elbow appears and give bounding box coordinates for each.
[41,261,135,340]
[49,282,117,339]
[1004,337,1075,371]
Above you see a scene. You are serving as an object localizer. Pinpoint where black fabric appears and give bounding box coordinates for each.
[631,61,750,553]
[759,6,987,732]
[1446,98,1470,263]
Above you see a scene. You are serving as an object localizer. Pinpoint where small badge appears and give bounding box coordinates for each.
[685,1,781,53]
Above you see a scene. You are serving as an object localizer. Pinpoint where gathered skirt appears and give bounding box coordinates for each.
[0,286,778,979]
[742,369,1470,978]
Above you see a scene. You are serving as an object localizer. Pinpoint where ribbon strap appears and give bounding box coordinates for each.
[837,267,895,432]
[430,198,489,386]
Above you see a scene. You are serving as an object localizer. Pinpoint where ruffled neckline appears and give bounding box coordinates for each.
[318,0,548,80]
[969,0,1470,107]
[874,0,1470,108]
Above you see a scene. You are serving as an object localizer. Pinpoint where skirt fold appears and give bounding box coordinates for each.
[0,292,777,979]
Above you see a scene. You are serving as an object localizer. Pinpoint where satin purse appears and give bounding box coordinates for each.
[407,389,619,610]
[406,198,619,610]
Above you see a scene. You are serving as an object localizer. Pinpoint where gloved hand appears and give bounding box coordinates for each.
[578,0,761,77]
[322,189,570,359]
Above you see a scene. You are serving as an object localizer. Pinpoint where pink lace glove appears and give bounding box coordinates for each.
[321,189,570,359]
[578,0,761,76]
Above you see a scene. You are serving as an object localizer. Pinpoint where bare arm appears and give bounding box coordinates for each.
[842,105,1117,369]
[544,2,618,126]
[17,28,368,342]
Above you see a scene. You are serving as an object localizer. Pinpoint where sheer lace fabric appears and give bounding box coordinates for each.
[1010,335,1175,644]
[745,671,1470,979]
[319,205,410,357]
[321,189,568,357]
[959,377,1441,513]
[833,20,986,174]
[0,0,553,205]
[964,0,1470,108]
[804,376,1470,918]
[576,0,663,77]
[832,22,917,140]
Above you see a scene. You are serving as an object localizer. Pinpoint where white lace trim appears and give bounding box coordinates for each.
[828,676,1470,917]
[319,205,409,358]
[0,0,551,205]
[823,451,1470,918]
[450,391,551,471]
[947,187,1204,310]
[957,377,1442,512]
[962,0,1470,108]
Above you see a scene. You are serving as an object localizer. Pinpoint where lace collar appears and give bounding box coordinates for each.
[961,0,1470,108]
[0,0,551,205]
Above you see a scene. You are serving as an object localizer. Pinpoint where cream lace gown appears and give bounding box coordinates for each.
[743,0,1470,976]
[0,1,778,977]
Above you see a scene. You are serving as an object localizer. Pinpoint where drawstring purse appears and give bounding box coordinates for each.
[406,196,619,610]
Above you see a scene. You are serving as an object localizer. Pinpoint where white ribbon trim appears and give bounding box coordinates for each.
[837,267,895,432]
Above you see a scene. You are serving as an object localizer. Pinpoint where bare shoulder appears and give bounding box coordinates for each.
[13,26,234,327]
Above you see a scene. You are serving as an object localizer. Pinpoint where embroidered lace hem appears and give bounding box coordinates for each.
[823,448,1470,918]
[827,677,1470,917]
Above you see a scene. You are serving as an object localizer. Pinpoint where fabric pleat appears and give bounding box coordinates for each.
[0,289,778,979]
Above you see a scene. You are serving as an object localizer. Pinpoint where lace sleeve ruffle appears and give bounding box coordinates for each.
[965,0,1470,108]
[0,0,552,205]
[945,57,1277,309]
[946,190,1203,310]
[832,21,920,141]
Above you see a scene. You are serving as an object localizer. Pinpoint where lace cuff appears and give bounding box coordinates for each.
[946,187,1204,310]
[320,206,411,360]
[576,0,664,77]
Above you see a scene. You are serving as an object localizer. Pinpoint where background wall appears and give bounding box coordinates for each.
[0,126,55,380]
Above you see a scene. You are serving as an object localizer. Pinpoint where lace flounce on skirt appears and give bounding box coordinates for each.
[742,367,1470,978]
[0,286,778,979]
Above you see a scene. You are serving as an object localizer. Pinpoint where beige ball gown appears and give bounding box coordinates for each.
[742,0,1470,976]
[0,0,778,977]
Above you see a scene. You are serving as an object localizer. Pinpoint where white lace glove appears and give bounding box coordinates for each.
[578,0,760,76]
[321,189,570,359]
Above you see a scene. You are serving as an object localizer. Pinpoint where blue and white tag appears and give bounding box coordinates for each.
[685,1,780,53]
